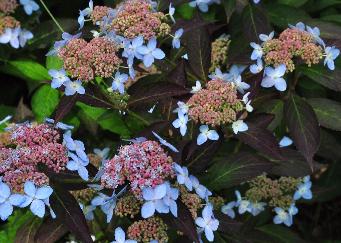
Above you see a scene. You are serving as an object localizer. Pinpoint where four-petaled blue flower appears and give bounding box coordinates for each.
[162,182,179,217]
[324,46,340,71]
[232,120,248,134]
[189,0,210,13]
[111,227,137,243]
[0,182,26,221]
[273,207,291,226]
[197,125,219,145]
[190,175,211,200]
[235,190,251,214]
[91,190,123,223]
[0,28,20,48]
[19,29,33,47]
[208,68,229,82]
[306,25,325,47]
[137,38,165,68]
[172,111,189,136]
[64,80,85,96]
[63,131,89,162]
[249,201,266,216]
[20,0,39,15]
[172,28,184,49]
[67,152,89,181]
[195,203,219,242]
[173,163,193,191]
[261,64,287,91]
[250,58,263,74]
[21,181,53,218]
[48,69,70,89]
[259,31,274,42]
[80,203,96,221]
[221,201,236,219]
[111,72,128,94]
[293,176,312,200]
[250,42,263,60]
[141,183,168,218]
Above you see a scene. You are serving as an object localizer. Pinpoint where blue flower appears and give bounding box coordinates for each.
[197,125,219,145]
[279,136,293,147]
[191,80,202,94]
[169,3,176,23]
[235,190,251,214]
[306,25,325,47]
[20,0,39,15]
[93,147,110,161]
[221,201,236,219]
[259,31,274,42]
[21,181,53,218]
[273,207,291,226]
[172,28,184,49]
[80,203,96,221]
[0,182,26,221]
[141,184,168,218]
[190,175,211,200]
[253,0,261,3]
[152,131,179,152]
[195,204,219,242]
[67,152,89,181]
[250,58,263,74]
[162,182,179,217]
[111,72,128,94]
[122,36,144,65]
[0,28,20,48]
[324,46,340,71]
[137,38,165,68]
[45,118,74,130]
[172,111,189,136]
[208,68,229,82]
[111,227,137,243]
[287,203,298,226]
[232,120,248,134]
[293,177,312,200]
[289,22,306,31]
[78,0,94,29]
[250,42,263,60]
[173,163,193,191]
[242,92,254,113]
[63,131,89,162]
[64,80,85,96]
[91,191,120,223]
[189,0,210,13]
[173,101,189,114]
[226,65,247,82]
[19,29,33,47]
[249,202,266,216]
[261,64,287,91]
[48,69,70,89]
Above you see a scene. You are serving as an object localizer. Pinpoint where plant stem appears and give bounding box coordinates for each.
[39,0,65,33]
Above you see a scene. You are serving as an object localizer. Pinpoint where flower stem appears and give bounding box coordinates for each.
[39,0,65,33]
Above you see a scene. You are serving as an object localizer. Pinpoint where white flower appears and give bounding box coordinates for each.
[191,80,202,94]
[259,31,274,42]
[141,184,168,218]
[173,163,192,191]
[279,136,293,147]
[242,92,254,112]
[172,111,189,136]
[250,58,263,74]
[208,68,229,82]
[261,64,287,91]
[250,42,263,60]
[173,101,189,114]
[195,204,219,242]
[197,125,219,145]
[232,120,248,134]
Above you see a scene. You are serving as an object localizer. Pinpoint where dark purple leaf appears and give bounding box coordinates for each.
[53,94,79,123]
[202,152,273,190]
[284,95,320,169]
[215,211,243,234]
[77,94,112,109]
[14,218,41,243]
[167,60,188,87]
[35,218,68,243]
[182,14,211,81]
[236,122,283,160]
[128,82,189,107]
[50,183,93,243]
[162,201,200,243]
[248,113,275,129]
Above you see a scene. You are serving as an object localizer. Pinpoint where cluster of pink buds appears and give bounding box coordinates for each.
[58,37,122,82]
[187,79,244,127]
[109,0,170,40]
[0,123,68,192]
[101,140,174,197]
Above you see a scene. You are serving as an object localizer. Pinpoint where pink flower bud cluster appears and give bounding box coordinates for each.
[187,79,244,127]
[110,0,169,40]
[263,28,323,72]
[127,217,169,243]
[101,140,174,197]
[90,6,111,24]
[0,13,20,34]
[0,0,18,14]
[0,123,69,192]
[58,37,122,82]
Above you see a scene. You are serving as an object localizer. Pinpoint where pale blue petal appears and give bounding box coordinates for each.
[24,181,37,197]
[30,199,46,218]
[35,186,53,200]
[141,201,155,218]
[197,133,207,145]
[0,202,13,221]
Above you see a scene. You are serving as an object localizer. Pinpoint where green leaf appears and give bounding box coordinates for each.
[298,65,341,91]
[277,0,308,7]
[176,3,195,20]
[256,225,305,243]
[201,152,273,190]
[0,60,50,92]
[77,102,130,137]
[307,98,341,131]
[31,85,60,122]
[321,14,341,25]
[46,55,64,70]
[0,211,34,242]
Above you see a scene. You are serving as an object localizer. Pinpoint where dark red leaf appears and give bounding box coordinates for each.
[248,113,275,128]
[166,60,188,87]
[14,218,42,243]
[236,122,283,160]
[53,94,79,123]
[50,183,93,243]
[284,95,320,169]
[35,218,68,243]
